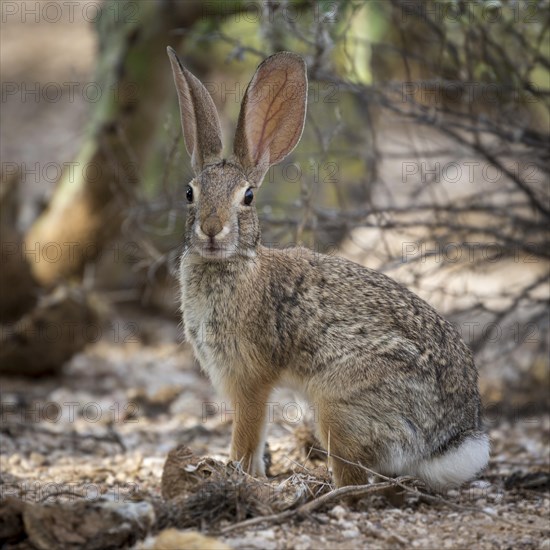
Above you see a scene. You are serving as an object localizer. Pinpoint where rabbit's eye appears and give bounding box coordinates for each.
[186,185,194,203]
[244,188,254,206]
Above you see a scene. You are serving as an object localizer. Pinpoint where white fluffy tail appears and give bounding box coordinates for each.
[415,433,490,491]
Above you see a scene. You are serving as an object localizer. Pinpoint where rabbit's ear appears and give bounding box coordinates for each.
[167,47,223,174]
[234,52,307,186]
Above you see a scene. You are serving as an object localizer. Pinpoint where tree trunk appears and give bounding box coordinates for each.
[24,0,243,285]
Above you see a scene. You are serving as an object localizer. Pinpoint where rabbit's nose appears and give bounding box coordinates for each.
[201,214,223,238]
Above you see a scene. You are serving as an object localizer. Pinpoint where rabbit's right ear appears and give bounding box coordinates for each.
[234,52,307,186]
[167,47,223,174]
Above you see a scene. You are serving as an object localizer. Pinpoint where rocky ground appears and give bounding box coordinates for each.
[0,307,548,549]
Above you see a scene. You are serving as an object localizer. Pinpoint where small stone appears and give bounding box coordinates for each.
[329,504,347,520]
[152,529,230,550]
[293,535,312,550]
[29,452,46,466]
[470,480,491,489]
[227,536,276,550]
[338,519,356,529]
[256,529,275,540]
[8,454,21,466]
[24,499,155,550]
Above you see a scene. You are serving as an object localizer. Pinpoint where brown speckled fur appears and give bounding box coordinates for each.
[167,48,488,490]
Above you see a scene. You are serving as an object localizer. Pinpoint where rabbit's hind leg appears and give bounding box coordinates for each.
[317,402,375,488]
[321,416,408,505]
[330,456,371,488]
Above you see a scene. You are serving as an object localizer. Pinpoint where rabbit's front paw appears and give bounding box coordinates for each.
[230,449,266,478]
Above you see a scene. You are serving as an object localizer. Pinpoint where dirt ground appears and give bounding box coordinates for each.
[0,306,548,549]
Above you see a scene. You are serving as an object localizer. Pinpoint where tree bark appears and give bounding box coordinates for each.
[24,0,244,285]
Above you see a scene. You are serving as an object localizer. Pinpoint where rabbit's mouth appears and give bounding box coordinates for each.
[196,241,235,261]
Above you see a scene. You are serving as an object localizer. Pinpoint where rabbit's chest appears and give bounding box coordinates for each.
[180,266,244,384]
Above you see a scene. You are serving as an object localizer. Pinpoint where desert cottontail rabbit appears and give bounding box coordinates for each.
[167,47,489,491]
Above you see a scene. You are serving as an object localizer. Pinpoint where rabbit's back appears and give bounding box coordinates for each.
[262,246,477,388]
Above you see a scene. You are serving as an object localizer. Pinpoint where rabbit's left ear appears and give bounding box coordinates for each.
[167,47,223,174]
[233,52,307,186]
